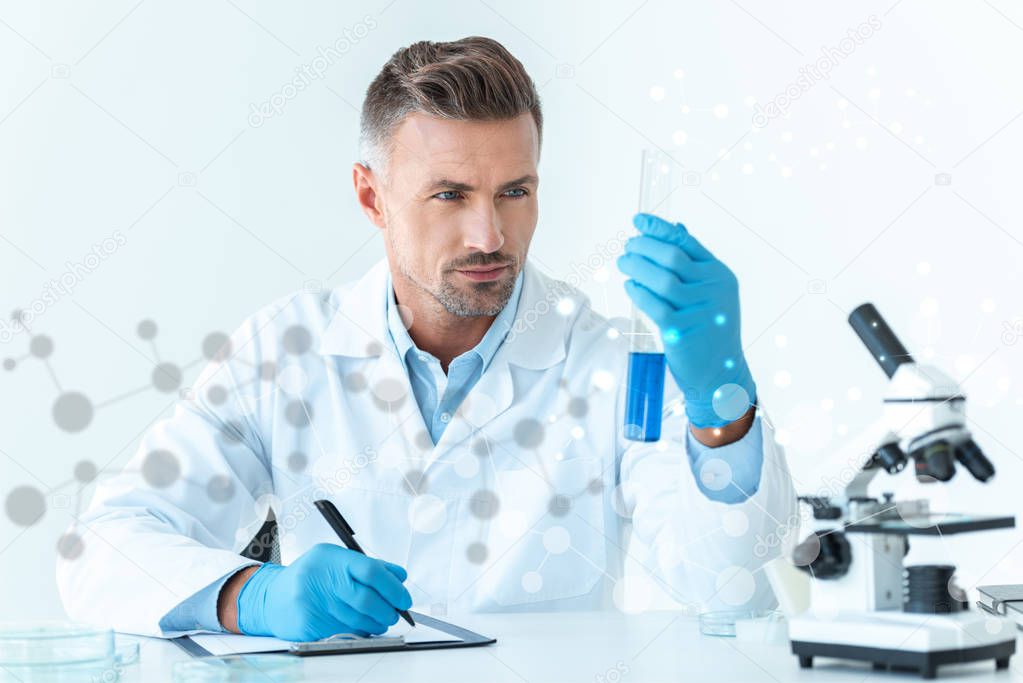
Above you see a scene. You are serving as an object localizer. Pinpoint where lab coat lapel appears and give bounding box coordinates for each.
[318,258,390,359]
[429,357,514,458]
[318,259,433,466]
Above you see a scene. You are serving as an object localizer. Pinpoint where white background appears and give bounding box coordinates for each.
[1,0,1022,621]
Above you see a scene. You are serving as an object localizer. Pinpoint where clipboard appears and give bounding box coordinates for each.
[172,612,496,658]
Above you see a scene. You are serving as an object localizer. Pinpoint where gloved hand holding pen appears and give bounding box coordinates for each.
[616,213,757,428]
[230,543,413,641]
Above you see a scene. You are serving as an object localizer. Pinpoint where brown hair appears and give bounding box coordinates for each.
[359,36,542,174]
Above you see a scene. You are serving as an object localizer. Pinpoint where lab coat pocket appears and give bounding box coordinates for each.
[462,456,609,608]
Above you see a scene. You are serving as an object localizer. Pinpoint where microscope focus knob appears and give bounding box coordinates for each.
[793,530,851,579]
[813,505,842,520]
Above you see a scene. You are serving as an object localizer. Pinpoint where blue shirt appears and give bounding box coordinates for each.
[165,270,764,633]
[385,270,524,445]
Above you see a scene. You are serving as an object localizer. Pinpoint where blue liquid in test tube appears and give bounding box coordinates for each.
[625,351,666,441]
[624,149,676,442]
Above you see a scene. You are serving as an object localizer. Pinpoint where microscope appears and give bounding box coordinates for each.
[787,303,1017,679]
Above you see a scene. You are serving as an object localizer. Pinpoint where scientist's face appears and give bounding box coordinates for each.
[358,112,539,317]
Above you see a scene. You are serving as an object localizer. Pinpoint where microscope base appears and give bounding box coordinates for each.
[790,610,1016,679]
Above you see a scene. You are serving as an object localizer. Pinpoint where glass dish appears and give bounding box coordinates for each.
[0,621,117,682]
[698,609,776,637]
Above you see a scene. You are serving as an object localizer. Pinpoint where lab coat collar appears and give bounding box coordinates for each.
[318,257,569,371]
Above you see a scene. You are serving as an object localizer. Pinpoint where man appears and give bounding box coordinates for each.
[57,36,795,640]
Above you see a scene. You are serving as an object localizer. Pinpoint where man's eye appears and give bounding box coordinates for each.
[433,191,462,201]
[503,188,528,198]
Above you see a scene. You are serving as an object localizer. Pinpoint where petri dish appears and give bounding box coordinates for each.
[115,638,140,666]
[698,609,774,637]
[172,654,303,682]
[0,621,118,682]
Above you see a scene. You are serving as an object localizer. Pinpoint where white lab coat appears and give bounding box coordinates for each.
[56,258,796,637]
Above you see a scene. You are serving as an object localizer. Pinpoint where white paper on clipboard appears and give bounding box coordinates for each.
[191,619,461,657]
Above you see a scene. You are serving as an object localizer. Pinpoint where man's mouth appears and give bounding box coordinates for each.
[454,263,510,282]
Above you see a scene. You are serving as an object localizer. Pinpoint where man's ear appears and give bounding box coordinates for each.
[352,163,386,229]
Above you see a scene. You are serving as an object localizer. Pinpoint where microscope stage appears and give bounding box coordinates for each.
[845,513,1014,536]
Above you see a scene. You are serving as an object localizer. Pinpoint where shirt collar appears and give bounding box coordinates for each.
[385,268,525,374]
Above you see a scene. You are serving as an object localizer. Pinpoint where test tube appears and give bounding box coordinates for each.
[624,149,676,442]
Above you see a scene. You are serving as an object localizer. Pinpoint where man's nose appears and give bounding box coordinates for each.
[462,205,505,254]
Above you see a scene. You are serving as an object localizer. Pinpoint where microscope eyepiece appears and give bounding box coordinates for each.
[955,439,995,482]
[848,303,914,379]
[874,442,907,474]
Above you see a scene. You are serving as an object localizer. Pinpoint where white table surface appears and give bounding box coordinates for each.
[118,611,1023,683]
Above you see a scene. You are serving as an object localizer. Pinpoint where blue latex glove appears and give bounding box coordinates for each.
[237,543,413,641]
[616,213,757,428]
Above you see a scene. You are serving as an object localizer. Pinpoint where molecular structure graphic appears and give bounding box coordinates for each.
[3,304,653,608]
[3,309,234,561]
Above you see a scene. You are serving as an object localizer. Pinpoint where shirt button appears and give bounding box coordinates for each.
[418,353,428,362]
[440,412,451,423]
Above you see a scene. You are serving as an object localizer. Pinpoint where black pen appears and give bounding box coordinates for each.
[313,499,416,628]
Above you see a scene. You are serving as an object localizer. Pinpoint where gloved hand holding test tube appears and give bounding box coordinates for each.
[618,149,757,441]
